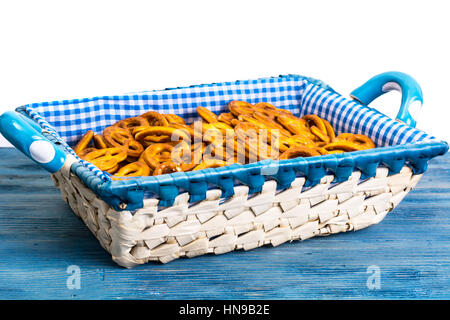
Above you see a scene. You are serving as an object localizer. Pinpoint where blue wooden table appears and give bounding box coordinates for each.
[0,148,448,300]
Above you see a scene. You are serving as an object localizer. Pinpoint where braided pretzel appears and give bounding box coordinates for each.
[74,130,94,154]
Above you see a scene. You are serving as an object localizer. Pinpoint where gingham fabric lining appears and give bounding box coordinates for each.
[299,82,433,147]
[26,76,308,146]
[23,75,436,182]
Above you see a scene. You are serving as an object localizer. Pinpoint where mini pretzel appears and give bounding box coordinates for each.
[323,119,336,141]
[197,106,218,123]
[254,102,277,111]
[277,114,311,136]
[279,146,321,159]
[230,119,241,127]
[114,161,151,177]
[140,111,169,127]
[140,143,175,169]
[135,126,191,145]
[114,116,149,132]
[302,114,327,133]
[235,119,283,147]
[259,107,293,119]
[335,133,375,149]
[217,112,235,126]
[314,147,329,155]
[78,147,97,158]
[102,126,144,157]
[222,137,248,163]
[302,115,332,143]
[235,122,275,160]
[201,122,233,136]
[74,130,94,154]
[74,99,376,177]
[93,135,108,149]
[252,111,291,137]
[310,125,331,143]
[193,159,228,171]
[82,147,128,171]
[168,123,195,137]
[153,162,183,176]
[228,100,254,117]
[323,141,365,152]
[202,142,236,162]
[165,114,185,125]
[105,164,120,174]
[278,134,316,152]
[201,126,225,146]
[237,114,267,129]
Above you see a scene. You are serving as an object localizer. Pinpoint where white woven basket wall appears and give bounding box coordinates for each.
[51,156,422,268]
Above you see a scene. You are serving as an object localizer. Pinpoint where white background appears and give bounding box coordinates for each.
[0,0,449,147]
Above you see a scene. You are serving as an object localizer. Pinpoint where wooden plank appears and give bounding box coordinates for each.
[0,148,448,299]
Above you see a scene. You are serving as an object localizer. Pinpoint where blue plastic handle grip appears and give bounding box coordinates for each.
[350,71,423,128]
[0,111,66,173]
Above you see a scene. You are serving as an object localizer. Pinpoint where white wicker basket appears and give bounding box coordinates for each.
[52,155,421,267]
[0,73,447,268]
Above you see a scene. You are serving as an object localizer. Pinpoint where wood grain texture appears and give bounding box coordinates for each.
[0,148,448,300]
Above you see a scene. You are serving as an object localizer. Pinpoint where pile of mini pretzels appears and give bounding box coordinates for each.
[73,101,375,178]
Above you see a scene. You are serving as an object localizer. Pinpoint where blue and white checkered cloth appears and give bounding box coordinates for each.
[23,75,435,182]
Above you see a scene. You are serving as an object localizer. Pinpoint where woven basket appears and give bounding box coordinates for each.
[0,72,447,268]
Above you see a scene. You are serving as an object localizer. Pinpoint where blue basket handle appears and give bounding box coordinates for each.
[0,111,66,173]
[350,71,423,128]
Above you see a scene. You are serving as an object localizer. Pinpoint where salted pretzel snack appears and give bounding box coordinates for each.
[334,133,375,149]
[114,116,149,132]
[81,147,128,172]
[115,161,151,178]
[102,126,144,158]
[73,100,376,178]
[74,130,94,154]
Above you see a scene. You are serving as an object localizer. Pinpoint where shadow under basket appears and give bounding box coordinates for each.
[0,73,447,268]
